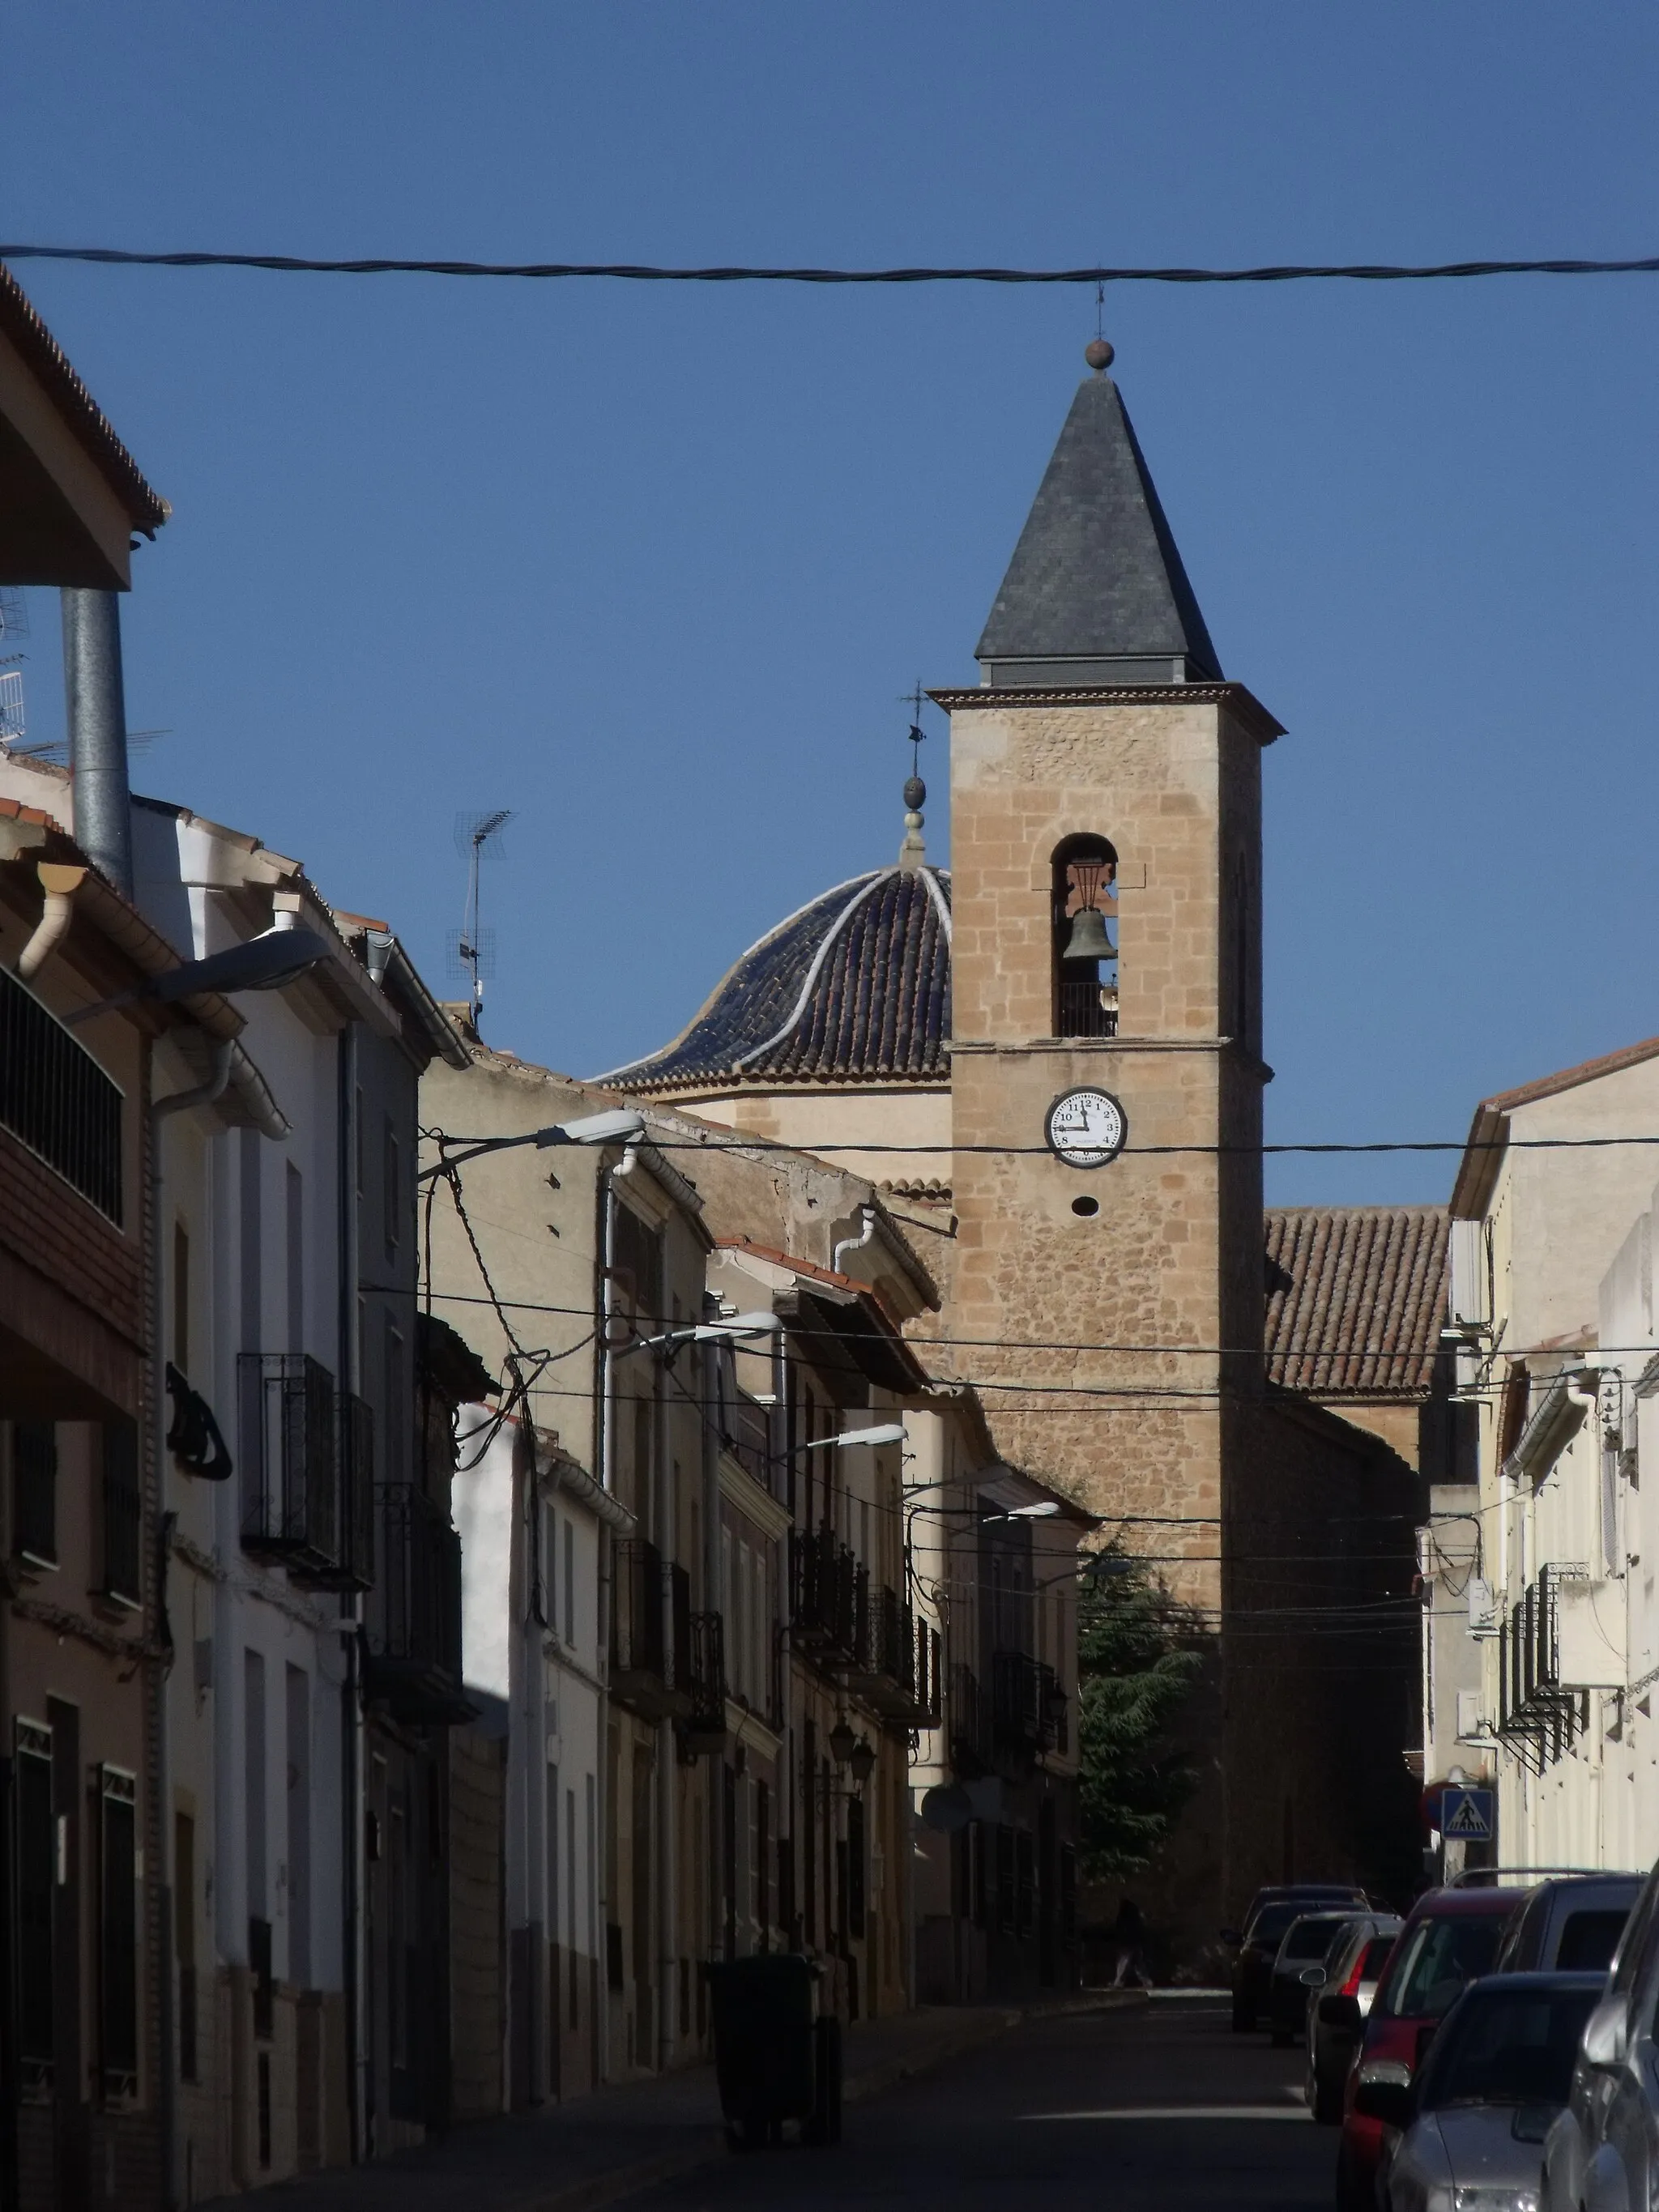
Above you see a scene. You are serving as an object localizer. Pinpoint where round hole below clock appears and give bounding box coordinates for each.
[1071,1196,1100,1219]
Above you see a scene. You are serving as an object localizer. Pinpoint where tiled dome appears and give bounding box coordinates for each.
[597,866,951,1094]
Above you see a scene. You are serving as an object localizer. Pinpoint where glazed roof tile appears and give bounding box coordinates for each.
[1265,1205,1448,1396]
[599,865,951,1093]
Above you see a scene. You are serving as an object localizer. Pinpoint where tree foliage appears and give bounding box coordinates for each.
[1076,1551,1205,1881]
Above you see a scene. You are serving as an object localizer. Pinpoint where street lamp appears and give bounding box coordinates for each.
[616,1311,781,1358]
[66,925,334,1025]
[802,1422,906,1452]
[420,1106,646,1179]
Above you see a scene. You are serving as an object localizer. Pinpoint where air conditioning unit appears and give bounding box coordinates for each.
[1466,1577,1498,1638]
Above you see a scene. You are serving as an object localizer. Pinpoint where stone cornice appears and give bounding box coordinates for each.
[928,680,1285,744]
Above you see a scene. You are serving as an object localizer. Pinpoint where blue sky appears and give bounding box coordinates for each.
[6,3,1658,1205]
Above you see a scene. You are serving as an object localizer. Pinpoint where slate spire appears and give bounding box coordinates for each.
[975,343,1222,686]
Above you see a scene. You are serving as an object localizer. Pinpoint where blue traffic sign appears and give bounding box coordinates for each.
[1439,1786,1494,1841]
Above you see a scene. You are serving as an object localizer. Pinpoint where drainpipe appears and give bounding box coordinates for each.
[656,1325,675,2073]
[148,1028,232,2208]
[595,1141,637,2081]
[61,590,134,900]
[831,1207,876,1278]
[337,1025,367,2162]
[17,863,86,981]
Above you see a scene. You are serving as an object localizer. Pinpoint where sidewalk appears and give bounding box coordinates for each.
[201,1992,1143,2212]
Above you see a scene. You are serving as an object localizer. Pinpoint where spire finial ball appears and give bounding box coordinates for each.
[1085,337,1114,373]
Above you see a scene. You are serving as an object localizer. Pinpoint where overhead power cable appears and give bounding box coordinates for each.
[427,1127,1659,1160]
[6,244,1659,286]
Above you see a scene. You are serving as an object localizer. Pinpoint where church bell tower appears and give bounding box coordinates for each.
[936,333,1282,1665]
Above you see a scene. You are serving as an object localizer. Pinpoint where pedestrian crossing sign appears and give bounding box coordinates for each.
[1439,1786,1494,1840]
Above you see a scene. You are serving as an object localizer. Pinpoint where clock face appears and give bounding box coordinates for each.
[1045,1086,1128,1170]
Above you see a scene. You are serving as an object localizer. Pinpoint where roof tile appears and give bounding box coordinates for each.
[1265,1205,1449,1396]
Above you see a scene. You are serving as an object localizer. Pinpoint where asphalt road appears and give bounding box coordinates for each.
[633,1994,1336,2210]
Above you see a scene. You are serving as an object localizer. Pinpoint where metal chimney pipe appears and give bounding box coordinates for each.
[61,588,134,898]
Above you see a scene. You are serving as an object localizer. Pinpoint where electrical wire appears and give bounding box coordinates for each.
[429,1128,1659,1159]
[6,245,1659,285]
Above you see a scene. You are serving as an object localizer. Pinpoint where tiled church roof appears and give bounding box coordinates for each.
[1265,1205,1449,1396]
[597,866,952,1094]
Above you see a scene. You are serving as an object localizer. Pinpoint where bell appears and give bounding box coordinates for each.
[1060,906,1115,965]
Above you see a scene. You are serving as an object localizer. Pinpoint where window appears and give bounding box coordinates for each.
[100,1420,142,1605]
[13,1420,57,1566]
[1051,834,1119,1039]
[100,1766,139,2097]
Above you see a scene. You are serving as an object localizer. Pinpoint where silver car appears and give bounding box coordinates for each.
[1353,1971,1604,2212]
[1494,1873,1641,1975]
[1541,1856,1659,2212]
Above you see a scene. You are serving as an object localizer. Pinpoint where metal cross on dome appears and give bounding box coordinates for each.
[901,678,927,777]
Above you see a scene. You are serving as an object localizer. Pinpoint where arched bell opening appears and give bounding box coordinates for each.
[1051,834,1120,1039]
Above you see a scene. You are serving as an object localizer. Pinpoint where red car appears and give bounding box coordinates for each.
[1335,1882,1530,2212]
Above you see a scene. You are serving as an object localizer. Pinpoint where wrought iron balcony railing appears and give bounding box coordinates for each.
[681,1610,727,1753]
[238,1356,375,1590]
[1056,975,1118,1040]
[992,1649,1068,1762]
[789,1526,867,1665]
[0,962,123,1221]
[1497,1566,1587,1774]
[363,1482,469,1725]
[610,1539,694,1720]
[846,1584,942,1726]
[239,1353,339,1574]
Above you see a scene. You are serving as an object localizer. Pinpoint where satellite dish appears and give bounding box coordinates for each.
[919,1783,972,1835]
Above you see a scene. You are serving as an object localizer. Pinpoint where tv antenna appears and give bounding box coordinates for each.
[451,809,512,1027]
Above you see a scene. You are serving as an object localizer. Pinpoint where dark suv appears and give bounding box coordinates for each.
[1226,1886,1367,2033]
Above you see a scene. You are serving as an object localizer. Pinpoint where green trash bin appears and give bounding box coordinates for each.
[706,1955,838,2150]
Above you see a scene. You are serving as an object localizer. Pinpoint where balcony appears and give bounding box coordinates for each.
[363,1484,470,1725]
[1497,1566,1588,1773]
[0,962,123,1221]
[992,1649,1068,1765]
[789,1526,866,1668]
[610,1539,693,1721]
[238,1356,374,1590]
[680,1611,727,1754]
[845,1585,942,1727]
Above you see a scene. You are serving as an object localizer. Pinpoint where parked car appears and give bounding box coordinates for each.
[1492,1871,1641,1974]
[1226,1885,1369,2033]
[1303,1914,1403,2123]
[1268,1912,1356,2046]
[1357,1971,1605,2212]
[1337,1882,1532,2212]
[1538,1855,1659,2212]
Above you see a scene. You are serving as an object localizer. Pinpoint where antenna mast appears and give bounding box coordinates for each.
[452,810,512,1029]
